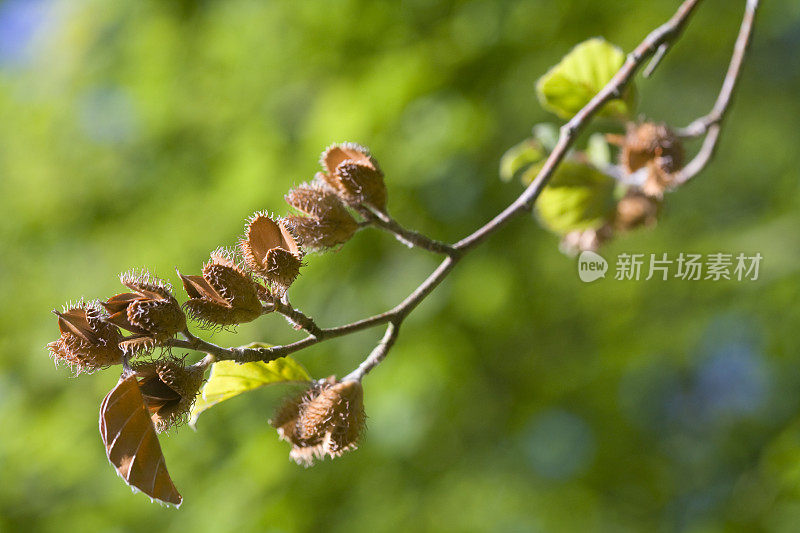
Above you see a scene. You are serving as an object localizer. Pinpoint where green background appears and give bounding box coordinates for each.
[1,0,799,531]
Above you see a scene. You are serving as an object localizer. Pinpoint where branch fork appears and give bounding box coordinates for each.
[167,0,759,390]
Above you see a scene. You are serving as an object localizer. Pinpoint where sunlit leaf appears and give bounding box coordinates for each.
[499,138,545,182]
[532,160,617,234]
[586,132,612,168]
[189,357,311,428]
[536,38,635,119]
[99,375,182,507]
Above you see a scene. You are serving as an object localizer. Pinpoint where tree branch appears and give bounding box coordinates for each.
[343,322,400,382]
[167,0,757,386]
[673,0,759,185]
[271,299,324,337]
[361,206,459,256]
[168,329,248,363]
[453,0,704,253]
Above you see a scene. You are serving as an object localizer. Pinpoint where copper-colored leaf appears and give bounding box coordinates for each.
[99,375,182,507]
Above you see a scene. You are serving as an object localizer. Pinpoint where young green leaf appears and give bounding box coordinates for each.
[499,139,545,181]
[532,160,617,234]
[586,132,612,168]
[536,38,635,119]
[189,357,311,428]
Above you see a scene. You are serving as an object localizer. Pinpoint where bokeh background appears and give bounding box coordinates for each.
[1,0,799,531]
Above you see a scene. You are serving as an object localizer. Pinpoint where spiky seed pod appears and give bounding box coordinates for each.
[239,213,303,293]
[272,375,338,444]
[615,189,661,232]
[47,302,124,374]
[320,142,382,176]
[336,161,388,211]
[284,183,359,251]
[119,269,174,301]
[285,183,347,220]
[611,122,684,198]
[271,377,366,467]
[102,270,186,354]
[281,215,356,251]
[133,358,204,432]
[178,251,264,327]
[319,143,387,211]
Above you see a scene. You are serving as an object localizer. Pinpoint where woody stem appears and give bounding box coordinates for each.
[672,0,759,186]
[361,207,459,256]
[343,321,400,382]
[271,299,324,337]
[169,0,758,384]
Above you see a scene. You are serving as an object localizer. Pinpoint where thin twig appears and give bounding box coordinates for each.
[673,0,759,185]
[362,206,459,256]
[643,43,670,78]
[343,322,400,382]
[271,299,324,337]
[454,0,704,253]
[167,329,253,362]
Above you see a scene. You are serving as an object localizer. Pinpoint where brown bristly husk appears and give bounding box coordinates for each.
[611,122,684,198]
[271,377,366,467]
[47,301,124,374]
[284,182,359,251]
[133,358,205,433]
[318,143,387,211]
[120,269,174,301]
[178,251,264,327]
[615,189,661,231]
[239,212,303,292]
[334,160,387,210]
[283,215,358,251]
[285,183,344,220]
[103,270,186,354]
[320,142,381,176]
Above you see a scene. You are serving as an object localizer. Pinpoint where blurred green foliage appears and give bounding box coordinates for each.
[1,0,800,531]
[532,161,617,234]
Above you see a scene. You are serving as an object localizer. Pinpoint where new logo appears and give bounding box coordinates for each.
[578,251,608,282]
